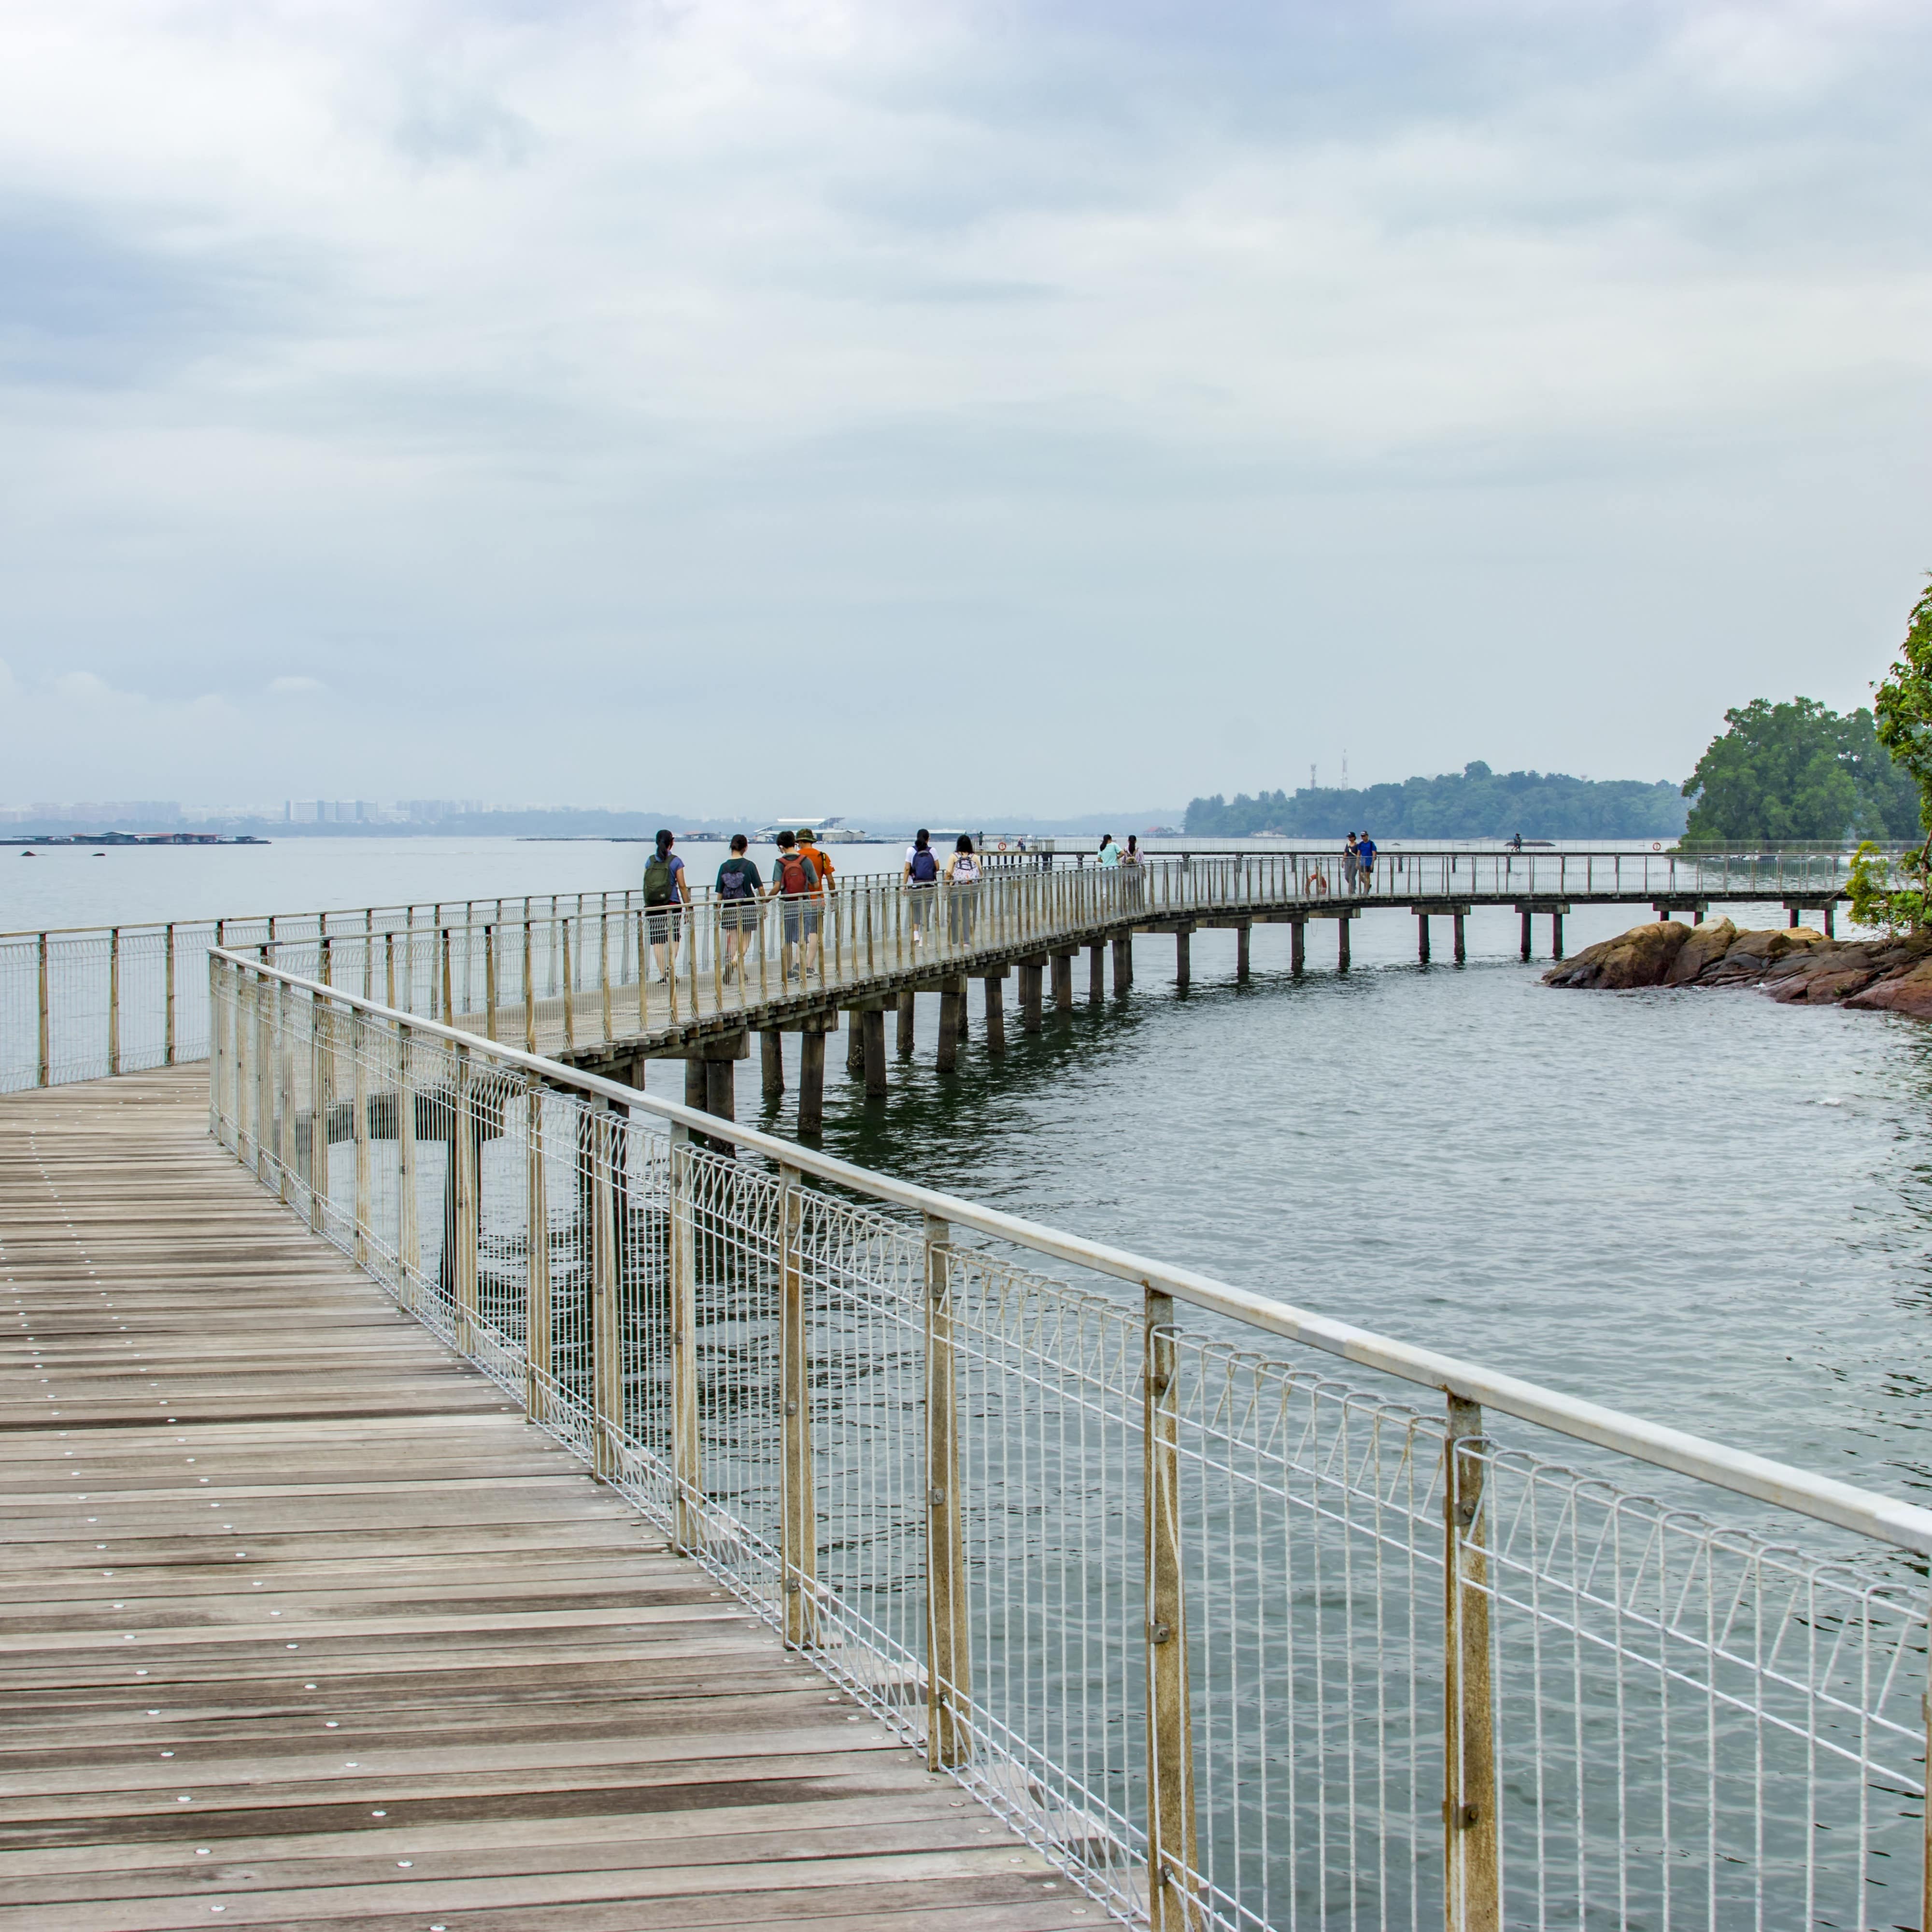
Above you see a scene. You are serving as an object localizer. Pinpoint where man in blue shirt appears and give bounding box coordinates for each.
[1355,832,1378,890]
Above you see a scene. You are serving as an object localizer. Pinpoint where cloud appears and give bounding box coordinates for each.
[0,1,1927,809]
[267,675,326,695]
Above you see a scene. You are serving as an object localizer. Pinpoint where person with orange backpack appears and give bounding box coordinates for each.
[766,829,822,982]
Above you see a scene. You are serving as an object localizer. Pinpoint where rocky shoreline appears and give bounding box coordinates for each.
[1543,917,1932,1018]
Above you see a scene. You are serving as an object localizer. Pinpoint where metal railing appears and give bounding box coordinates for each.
[207,944,1932,1931]
[6,848,1867,1094]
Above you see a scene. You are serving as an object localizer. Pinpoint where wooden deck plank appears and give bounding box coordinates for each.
[0,1068,1078,1929]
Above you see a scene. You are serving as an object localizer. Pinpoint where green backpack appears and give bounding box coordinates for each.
[643,853,674,905]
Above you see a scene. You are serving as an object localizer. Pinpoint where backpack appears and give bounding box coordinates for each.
[643,852,674,905]
[777,850,817,895]
[718,861,754,901]
[952,854,979,883]
[910,847,938,883]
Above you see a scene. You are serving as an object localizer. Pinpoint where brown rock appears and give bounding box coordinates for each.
[1804,968,1878,1003]
[1663,918,1737,985]
[1543,920,1689,991]
[1845,958,1932,1019]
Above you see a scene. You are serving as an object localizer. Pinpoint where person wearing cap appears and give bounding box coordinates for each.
[796,827,837,905]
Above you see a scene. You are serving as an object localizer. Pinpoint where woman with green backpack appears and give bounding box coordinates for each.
[642,830,690,983]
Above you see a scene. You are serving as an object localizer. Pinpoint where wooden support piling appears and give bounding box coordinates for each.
[862,1009,888,1095]
[847,1014,867,1075]
[705,1057,736,1126]
[1824,902,1836,938]
[1020,961,1044,1034]
[982,975,1006,1054]
[762,1030,785,1097]
[1550,912,1564,959]
[1235,923,1250,982]
[937,979,965,1073]
[1089,943,1106,1004]
[1112,933,1132,991]
[1290,919,1305,978]
[1052,951,1074,1012]
[797,1032,826,1134]
[1418,914,1431,965]
[1454,912,1467,964]
[1337,918,1351,973]
[1520,909,1532,961]
[684,1058,707,1111]
[897,989,916,1055]
[1174,930,1191,992]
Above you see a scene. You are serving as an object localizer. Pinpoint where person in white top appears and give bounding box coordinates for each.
[944,835,981,946]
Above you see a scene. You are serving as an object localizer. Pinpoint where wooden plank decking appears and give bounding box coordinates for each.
[0,1067,1079,1931]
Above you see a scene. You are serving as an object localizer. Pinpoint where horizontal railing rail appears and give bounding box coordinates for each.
[207,944,1932,1932]
[9,848,1864,1092]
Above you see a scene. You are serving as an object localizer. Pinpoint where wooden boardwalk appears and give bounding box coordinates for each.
[0,1068,1076,1931]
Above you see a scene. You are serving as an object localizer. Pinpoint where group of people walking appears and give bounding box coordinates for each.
[639,824,996,985]
[1342,830,1378,891]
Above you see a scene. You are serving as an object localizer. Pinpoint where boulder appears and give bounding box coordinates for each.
[1804,968,1879,1004]
[1543,921,1688,991]
[1663,918,1737,985]
[1845,958,1932,1020]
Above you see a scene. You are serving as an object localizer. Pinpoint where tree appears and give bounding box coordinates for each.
[1680,697,1918,842]
[1850,577,1932,930]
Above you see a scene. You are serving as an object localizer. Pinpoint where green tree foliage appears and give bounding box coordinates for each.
[1680,697,1918,842]
[1849,577,1932,930]
[1184,763,1686,839]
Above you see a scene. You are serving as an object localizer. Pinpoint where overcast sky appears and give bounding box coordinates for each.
[1,0,1928,818]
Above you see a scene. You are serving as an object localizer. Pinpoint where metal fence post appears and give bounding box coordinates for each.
[454,1043,478,1352]
[668,1122,701,1552]
[352,1009,371,1265]
[397,1023,418,1307]
[525,1081,550,1420]
[254,966,273,1186]
[36,933,49,1087]
[1144,1286,1199,1931]
[108,927,120,1077]
[164,923,178,1067]
[1444,1394,1500,1932]
[589,1098,621,1479]
[925,1213,970,1770]
[276,980,295,1204]
[523,919,537,1054]
[207,954,224,1139]
[484,924,498,1042]
[780,1164,818,1648]
[309,992,328,1233]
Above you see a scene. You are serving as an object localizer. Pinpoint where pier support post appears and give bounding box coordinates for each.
[1175,930,1191,992]
[1090,943,1106,1005]
[684,1058,707,1111]
[1444,1395,1500,1932]
[705,1058,736,1127]
[1454,913,1466,965]
[897,989,916,1055]
[925,1214,969,1769]
[847,1015,866,1075]
[1144,1285,1199,1929]
[780,1165,817,1648]
[1789,905,1801,929]
[981,976,1006,1054]
[1417,914,1431,965]
[1020,961,1044,1034]
[762,1030,784,1098]
[1550,912,1564,959]
[1052,950,1075,1012]
[1337,918,1351,973]
[937,979,966,1073]
[862,1008,887,1096]
[1235,923,1250,982]
[1824,902,1835,938]
[1520,909,1532,961]
[798,1033,826,1135]
[1290,919,1305,978]
[1112,934,1132,991]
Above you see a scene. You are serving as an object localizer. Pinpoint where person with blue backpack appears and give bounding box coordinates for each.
[714,834,762,983]
[903,828,939,947]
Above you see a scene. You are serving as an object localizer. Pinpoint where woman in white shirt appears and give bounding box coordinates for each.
[944,835,981,946]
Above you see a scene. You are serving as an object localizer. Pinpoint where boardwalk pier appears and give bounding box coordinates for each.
[5,899,1932,1927]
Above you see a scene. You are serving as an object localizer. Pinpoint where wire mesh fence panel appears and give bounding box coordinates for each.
[203,948,1932,1932]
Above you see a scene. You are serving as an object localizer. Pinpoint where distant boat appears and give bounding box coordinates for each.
[751,815,873,844]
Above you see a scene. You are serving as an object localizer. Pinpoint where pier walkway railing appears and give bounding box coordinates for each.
[209,942,1932,1932]
[4,846,1862,1092]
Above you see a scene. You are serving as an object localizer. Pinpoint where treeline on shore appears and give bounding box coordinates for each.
[1185,764,1686,840]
